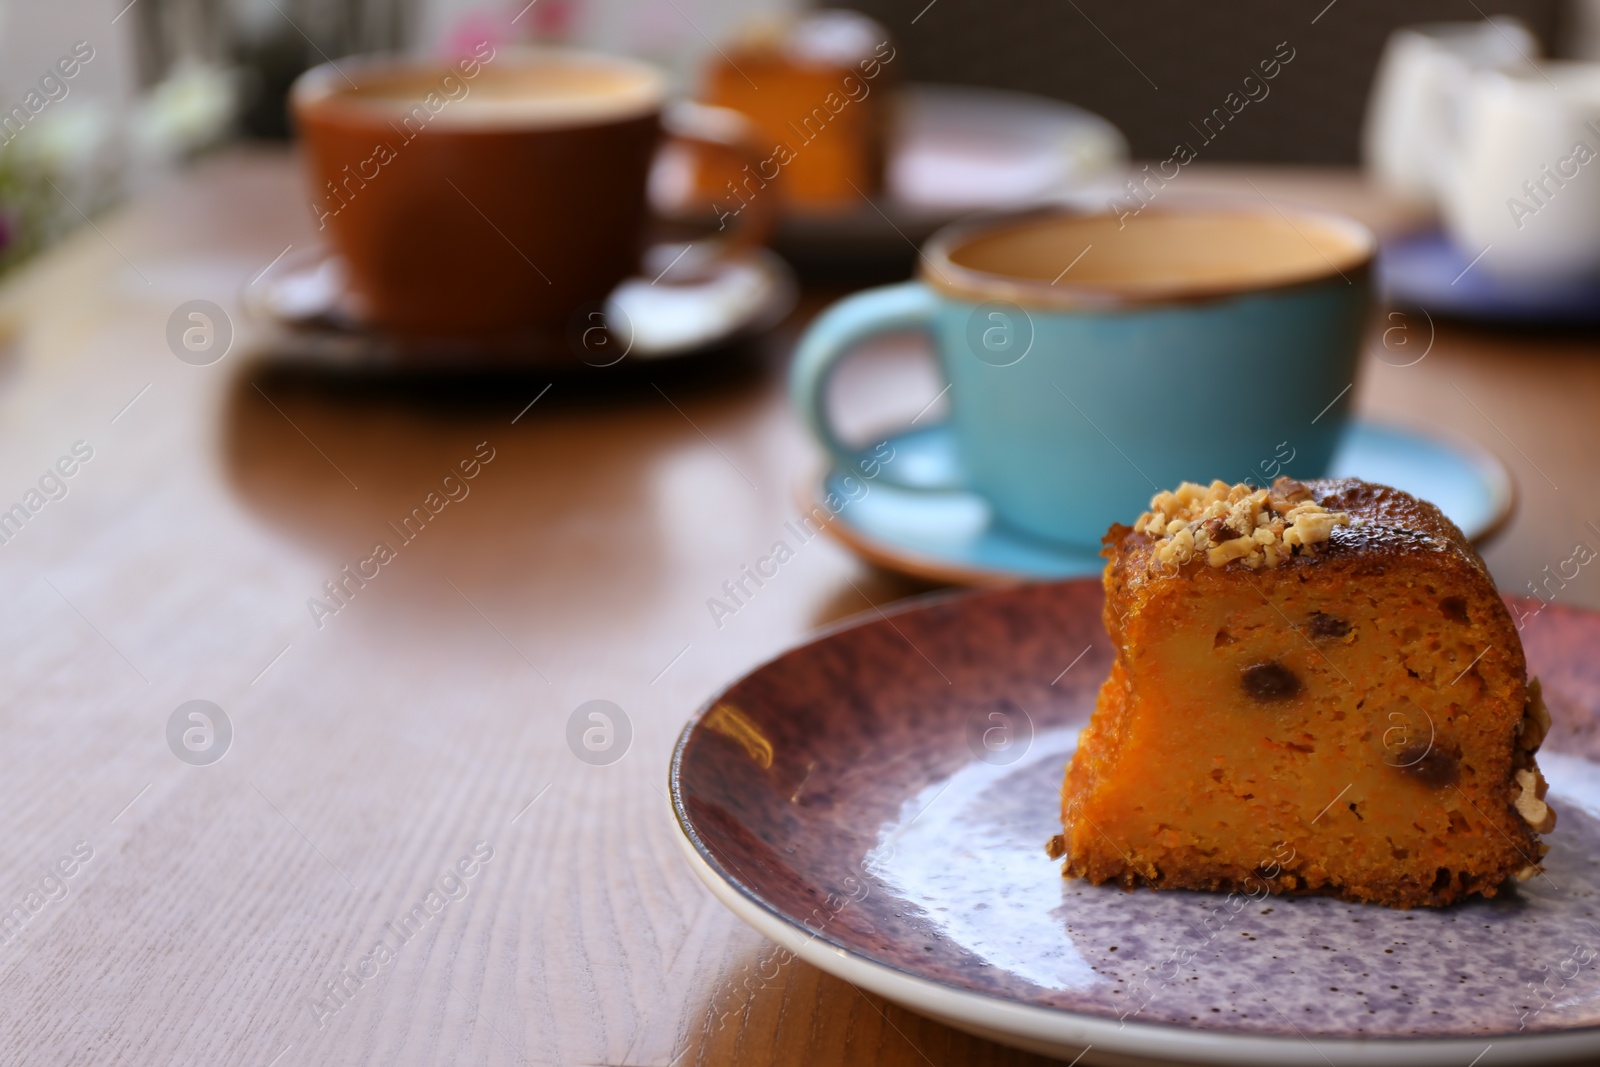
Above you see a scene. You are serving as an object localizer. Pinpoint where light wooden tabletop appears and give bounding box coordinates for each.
[0,150,1596,1067]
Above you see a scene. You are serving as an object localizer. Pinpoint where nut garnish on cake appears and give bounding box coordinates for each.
[1057,476,1553,908]
[1139,478,1350,570]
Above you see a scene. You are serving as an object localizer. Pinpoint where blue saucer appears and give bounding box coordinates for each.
[1379,228,1600,324]
[817,420,1514,586]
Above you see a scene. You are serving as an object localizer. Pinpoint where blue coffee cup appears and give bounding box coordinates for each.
[791,204,1375,549]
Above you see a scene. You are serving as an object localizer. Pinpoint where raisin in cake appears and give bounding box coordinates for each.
[1051,477,1553,908]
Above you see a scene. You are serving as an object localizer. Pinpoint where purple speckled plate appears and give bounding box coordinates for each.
[670,580,1600,1066]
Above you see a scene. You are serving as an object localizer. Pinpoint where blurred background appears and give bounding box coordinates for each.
[4,7,1599,1062]
[1,0,1594,279]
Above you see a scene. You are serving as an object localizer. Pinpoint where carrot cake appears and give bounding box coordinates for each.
[1050,477,1552,908]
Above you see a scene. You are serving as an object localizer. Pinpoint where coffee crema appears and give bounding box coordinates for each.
[928,208,1375,305]
[296,50,665,130]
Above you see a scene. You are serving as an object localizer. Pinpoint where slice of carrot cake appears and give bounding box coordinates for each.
[1051,477,1552,908]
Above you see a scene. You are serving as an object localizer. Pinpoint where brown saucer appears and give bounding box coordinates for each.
[241,242,796,368]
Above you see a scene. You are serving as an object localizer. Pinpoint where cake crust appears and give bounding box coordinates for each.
[1059,478,1551,909]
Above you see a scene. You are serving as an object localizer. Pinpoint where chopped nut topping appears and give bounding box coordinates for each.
[1139,478,1351,572]
[1276,478,1314,503]
[1513,767,1557,834]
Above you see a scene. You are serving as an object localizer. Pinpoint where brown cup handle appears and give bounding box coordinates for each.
[660,101,777,261]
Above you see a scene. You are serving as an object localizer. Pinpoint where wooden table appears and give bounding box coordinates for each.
[0,150,1596,1067]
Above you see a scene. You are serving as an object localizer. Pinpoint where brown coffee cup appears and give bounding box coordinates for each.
[290,46,772,340]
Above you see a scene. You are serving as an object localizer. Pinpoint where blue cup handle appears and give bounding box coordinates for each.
[790,281,964,492]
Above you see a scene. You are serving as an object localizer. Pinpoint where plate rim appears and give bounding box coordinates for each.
[667,580,1600,1065]
[797,471,1083,587]
[239,242,799,363]
[804,418,1517,588]
[1380,225,1600,323]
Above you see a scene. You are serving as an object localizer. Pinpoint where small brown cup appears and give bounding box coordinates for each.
[291,46,771,340]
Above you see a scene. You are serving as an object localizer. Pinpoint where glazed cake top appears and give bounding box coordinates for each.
[1118,477,1486,579]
